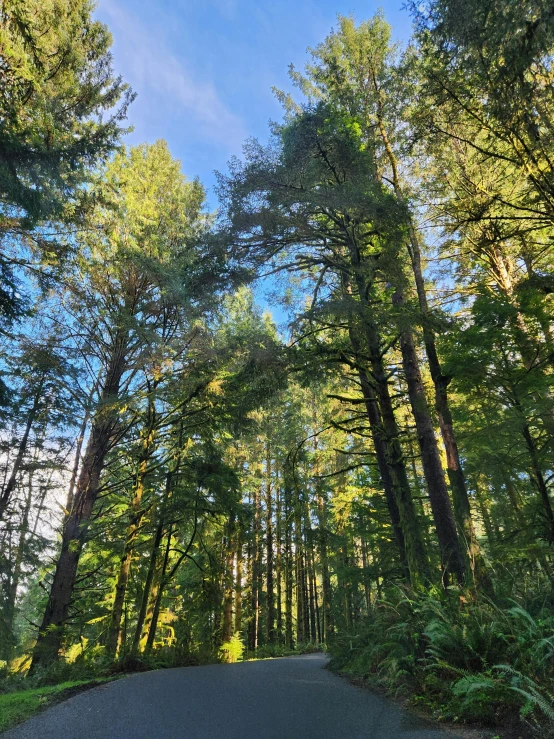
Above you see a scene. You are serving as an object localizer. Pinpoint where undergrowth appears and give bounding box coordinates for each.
[328,587,554,737]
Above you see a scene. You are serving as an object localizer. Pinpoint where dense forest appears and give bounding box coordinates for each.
[1,0,554,735]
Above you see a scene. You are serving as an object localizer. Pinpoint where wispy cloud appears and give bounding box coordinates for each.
[99,0,245,152]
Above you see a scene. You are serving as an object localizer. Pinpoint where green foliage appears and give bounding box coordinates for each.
[0,679,112,734]
[0,0,133,228]
[219,634,245,664]
[329,586,554,732]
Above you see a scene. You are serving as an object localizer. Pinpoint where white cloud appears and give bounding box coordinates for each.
[98,0,245,152]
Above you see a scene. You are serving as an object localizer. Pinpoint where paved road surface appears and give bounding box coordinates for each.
[4,654,460,738]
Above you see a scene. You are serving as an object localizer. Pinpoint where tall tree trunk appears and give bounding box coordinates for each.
[295,500,306,644]
[311,420,334,642]
[132,515,164,654]
[504,474,526,528]
[31,342,127,669]
[132,444,181,655]
[345,274,429,586]
[221,515,236,644]
[2,467,34,659]
[265,448,275,643]
[372,89,488,586]
[146,526,173,651]
[248,486,261,651]
[275,471,283,644]
[392,291,465,584]
[360,538,372,612]
[234,535,243,636]
[107,413,156,656]
[64,404,93,522]
[306,531,317,644]
[284,481,294,649]
[473,476,498,548]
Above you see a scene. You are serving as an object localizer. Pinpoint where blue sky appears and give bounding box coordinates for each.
[96,0,414,205]
[95,1,414,326]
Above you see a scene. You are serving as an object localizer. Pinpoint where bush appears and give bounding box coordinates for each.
[328,587,554,735]
[219,634,245,664]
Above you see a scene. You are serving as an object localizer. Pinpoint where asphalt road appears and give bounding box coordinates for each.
[4,654,460,738]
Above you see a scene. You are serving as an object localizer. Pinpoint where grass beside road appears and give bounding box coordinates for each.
[0,678,113,734]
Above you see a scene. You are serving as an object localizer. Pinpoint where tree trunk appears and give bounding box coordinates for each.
[284,482,294,649]
[393,291,465,584]
[295,501,306,644]
[0,376,45,520]
[522,424,554,540]
[347,286,429,586]
[2,467,34,659]
[265,448,275,643]
[221,515,236,644]
[373,88,488,586]
[248,486,261,651]
[311,421,334,643]
[106,422,154,657]
[31,343,126,669]
[306,532,317,643]
[361,538,372,612]
[275,473,283,644]
[132,516,164,654]
[146,527,172,651]
[234,536,243,636]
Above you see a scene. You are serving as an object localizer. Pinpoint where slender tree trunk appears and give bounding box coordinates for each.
[234,536,243,636]
[355,358,413,580]
[248,486,261,651]
[295,501,305,644]
[64,405,93,522]
[346,277,429,586]
[265,448,275,643]
[0,376,45,520]
[146,526,172,651]
[504,474,525,528]
[107,419,155,656]
[314,568,322,644]
[222,515,236,644]
[132,516,164,653]
[132,442,181,655]
[311,420,333,642]
[473,477,497,548]
[301,535,310,641]
[275,472,283,644]
[306,533,317,643]
[284,482,294,649]
[522,424,554,540]
[2,468,34,659]
[361,538,372,612]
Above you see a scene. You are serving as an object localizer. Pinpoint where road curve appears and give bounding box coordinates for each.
[4,654,460,738]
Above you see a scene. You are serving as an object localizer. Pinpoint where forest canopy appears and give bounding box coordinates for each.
[1,1,554,735]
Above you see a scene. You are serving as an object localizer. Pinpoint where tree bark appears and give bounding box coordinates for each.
[284,481,294,649]
[373,86,489,586]
[31,341,127,669]
[393,291,465,583]
[221,515,236,644]
[265,448,275,643]
[0,376,45,520]
[247,486,261,651]
[107,415,155,656]
[347,285,430,585]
